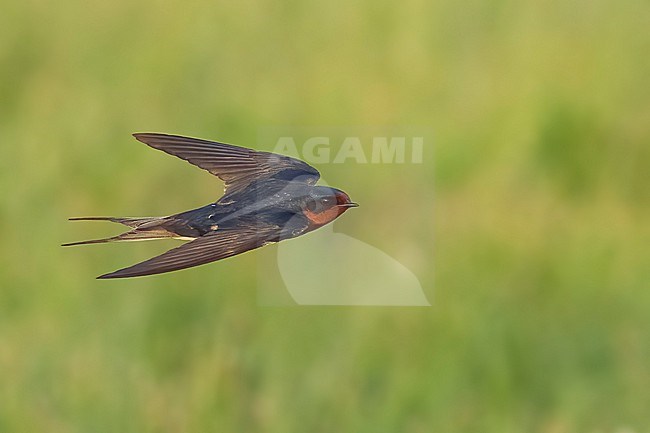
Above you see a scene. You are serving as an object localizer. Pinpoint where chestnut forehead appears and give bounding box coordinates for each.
[334,191,350,203]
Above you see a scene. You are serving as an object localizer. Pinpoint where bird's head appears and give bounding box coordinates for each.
[301,186,358,229]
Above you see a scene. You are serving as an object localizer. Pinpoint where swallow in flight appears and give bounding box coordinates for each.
[64,133,358,279]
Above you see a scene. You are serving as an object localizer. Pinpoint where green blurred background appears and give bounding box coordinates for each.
[1,0,649,431]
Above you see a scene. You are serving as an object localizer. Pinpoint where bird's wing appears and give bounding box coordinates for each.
[97,226,278,279]
[133,133,320,195]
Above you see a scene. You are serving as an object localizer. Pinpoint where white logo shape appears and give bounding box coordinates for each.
[277,221,430,306]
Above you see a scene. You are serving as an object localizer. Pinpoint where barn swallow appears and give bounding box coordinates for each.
[63,133,358,279]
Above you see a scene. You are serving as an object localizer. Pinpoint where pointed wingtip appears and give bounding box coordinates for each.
[132,132,146,142]
[97,271,124,279]
[133,132,165,141]
[132,132,158,142]
[97,268,144,279]
[133,133,172,148]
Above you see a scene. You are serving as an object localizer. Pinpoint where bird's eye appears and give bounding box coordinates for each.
[321,197,334,205]
[306,198,319,212]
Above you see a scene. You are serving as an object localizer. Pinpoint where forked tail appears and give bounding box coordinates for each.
[62,216,175,246]
[67,216,161,228]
